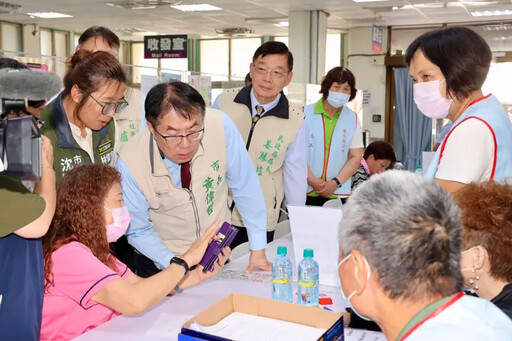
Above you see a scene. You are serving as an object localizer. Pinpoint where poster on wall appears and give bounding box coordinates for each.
[16,56,51,72]
[189,75,212,107]
[144,34,187,59]
[371,25,384,54]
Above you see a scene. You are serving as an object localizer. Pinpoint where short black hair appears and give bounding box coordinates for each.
[364,141,397,164]
[0,58,28,70]
[244,72,252,86]
[252,41,293,72]
[145,81,205,127]
[405,27,491,100]
[320,67,357,101]
[78,26,120,49]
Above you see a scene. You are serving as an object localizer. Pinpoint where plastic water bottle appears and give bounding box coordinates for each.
[415,165,423,175]
[298,249,319,306]
[272,246,293,303]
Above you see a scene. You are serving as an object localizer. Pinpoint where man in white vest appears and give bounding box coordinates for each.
[116,82,270,277]
[218,41,307,248]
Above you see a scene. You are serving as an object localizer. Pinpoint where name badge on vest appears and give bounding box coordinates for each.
[98,140,114,164]
[156,189,170,197]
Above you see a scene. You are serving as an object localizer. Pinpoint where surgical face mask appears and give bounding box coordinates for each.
[104,205,130,243]
[338,253,373,321]
[413,79,453,119]
[327,91,350,109]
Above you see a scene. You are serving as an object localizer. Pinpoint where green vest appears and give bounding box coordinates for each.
[40,94,116,184]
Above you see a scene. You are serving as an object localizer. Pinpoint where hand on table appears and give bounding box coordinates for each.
[244,249,271,275]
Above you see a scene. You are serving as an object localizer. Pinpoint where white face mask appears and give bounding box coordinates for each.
[413,79,453,119]
[338,253,372,321]
[326,91,350,109]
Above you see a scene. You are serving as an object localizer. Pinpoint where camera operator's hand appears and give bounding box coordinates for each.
[41,135,54,170]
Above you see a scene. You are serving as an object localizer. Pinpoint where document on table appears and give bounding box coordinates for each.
[190,312,326,341]
[344,327,386,340]
[213,269,272,283]
[288,205,342,287]
[145,313,193,338]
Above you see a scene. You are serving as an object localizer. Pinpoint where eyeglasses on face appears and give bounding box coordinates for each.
[253,64,289,79]
[88,93,129,115]
[153,128,205,145]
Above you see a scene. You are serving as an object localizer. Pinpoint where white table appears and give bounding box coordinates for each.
[75,234,379,340]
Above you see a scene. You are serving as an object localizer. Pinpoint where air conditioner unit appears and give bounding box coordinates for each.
[215,27,254,37]
[106,0,181,10]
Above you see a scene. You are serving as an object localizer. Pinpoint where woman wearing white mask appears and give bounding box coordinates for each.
[40,164,230,341]
[338,171,512,340]
[305,67,364,206]
[407,27,512,193]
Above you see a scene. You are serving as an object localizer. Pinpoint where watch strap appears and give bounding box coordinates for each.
[170,257,190,275]
[332,177,342,188]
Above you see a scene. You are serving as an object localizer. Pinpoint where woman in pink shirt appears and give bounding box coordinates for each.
[40,164,230,341]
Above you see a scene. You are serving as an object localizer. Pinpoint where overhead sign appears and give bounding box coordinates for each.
[371,25,383,54]
[144,34,187,59]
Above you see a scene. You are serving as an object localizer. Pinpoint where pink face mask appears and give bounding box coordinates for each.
[413,79,453,119]
[104,206,130,243]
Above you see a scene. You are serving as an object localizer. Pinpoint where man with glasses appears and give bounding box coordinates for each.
[116,81,270,277]
[218,41,306,247]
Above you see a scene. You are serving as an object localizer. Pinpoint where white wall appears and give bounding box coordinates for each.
[23,24,41,55]
[346,27,387,139]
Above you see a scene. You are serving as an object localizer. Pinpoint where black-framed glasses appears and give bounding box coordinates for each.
[88,93,129,115]
[154,128,205,145]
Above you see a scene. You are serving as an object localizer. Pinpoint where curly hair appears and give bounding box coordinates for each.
[453,182,512,282]
[43,164,121,291]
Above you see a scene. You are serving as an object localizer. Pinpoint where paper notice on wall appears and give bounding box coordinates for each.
[189,75,212,106]
[140,75,159,127]
[288,205,342,287]
[362,90,371,106]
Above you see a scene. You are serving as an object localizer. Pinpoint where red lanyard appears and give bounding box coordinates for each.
[399,292,465,341]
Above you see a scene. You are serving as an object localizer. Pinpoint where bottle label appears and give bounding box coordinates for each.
[273,279,290,284]
[298,282,317,287]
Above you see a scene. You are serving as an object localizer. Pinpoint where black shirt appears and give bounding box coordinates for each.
[492,283,512,319]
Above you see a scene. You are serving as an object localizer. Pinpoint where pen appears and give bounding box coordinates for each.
[323,306,333,311]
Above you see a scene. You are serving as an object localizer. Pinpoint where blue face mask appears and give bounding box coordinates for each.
[338,253,373,322]
[326,91,350,109]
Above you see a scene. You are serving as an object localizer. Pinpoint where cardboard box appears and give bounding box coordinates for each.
[179,294,344,341]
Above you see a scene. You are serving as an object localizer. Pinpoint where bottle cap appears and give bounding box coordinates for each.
[303,249,313,258]
[277,246,287,256]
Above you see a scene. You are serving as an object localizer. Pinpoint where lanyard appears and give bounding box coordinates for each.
[399,292,465,341]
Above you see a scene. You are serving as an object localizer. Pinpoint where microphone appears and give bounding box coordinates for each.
[0,68,62,102]
[0,69,61,180]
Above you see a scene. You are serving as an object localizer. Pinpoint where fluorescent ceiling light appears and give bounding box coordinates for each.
[26,12,72,18]
[171,4,221,12]
[471,9,512,17]
[274,21,288,28]
[353,0,391,2]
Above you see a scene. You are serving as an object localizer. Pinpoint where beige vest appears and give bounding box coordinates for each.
[220,88,303,231]
[118,109,230,256]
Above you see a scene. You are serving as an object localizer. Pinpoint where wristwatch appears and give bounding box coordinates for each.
[170,257,190,275]
[332,177,342,188]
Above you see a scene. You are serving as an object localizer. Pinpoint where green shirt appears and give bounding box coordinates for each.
[308,98,341,198]
[395,294,457,341]
[0,176,45,237]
